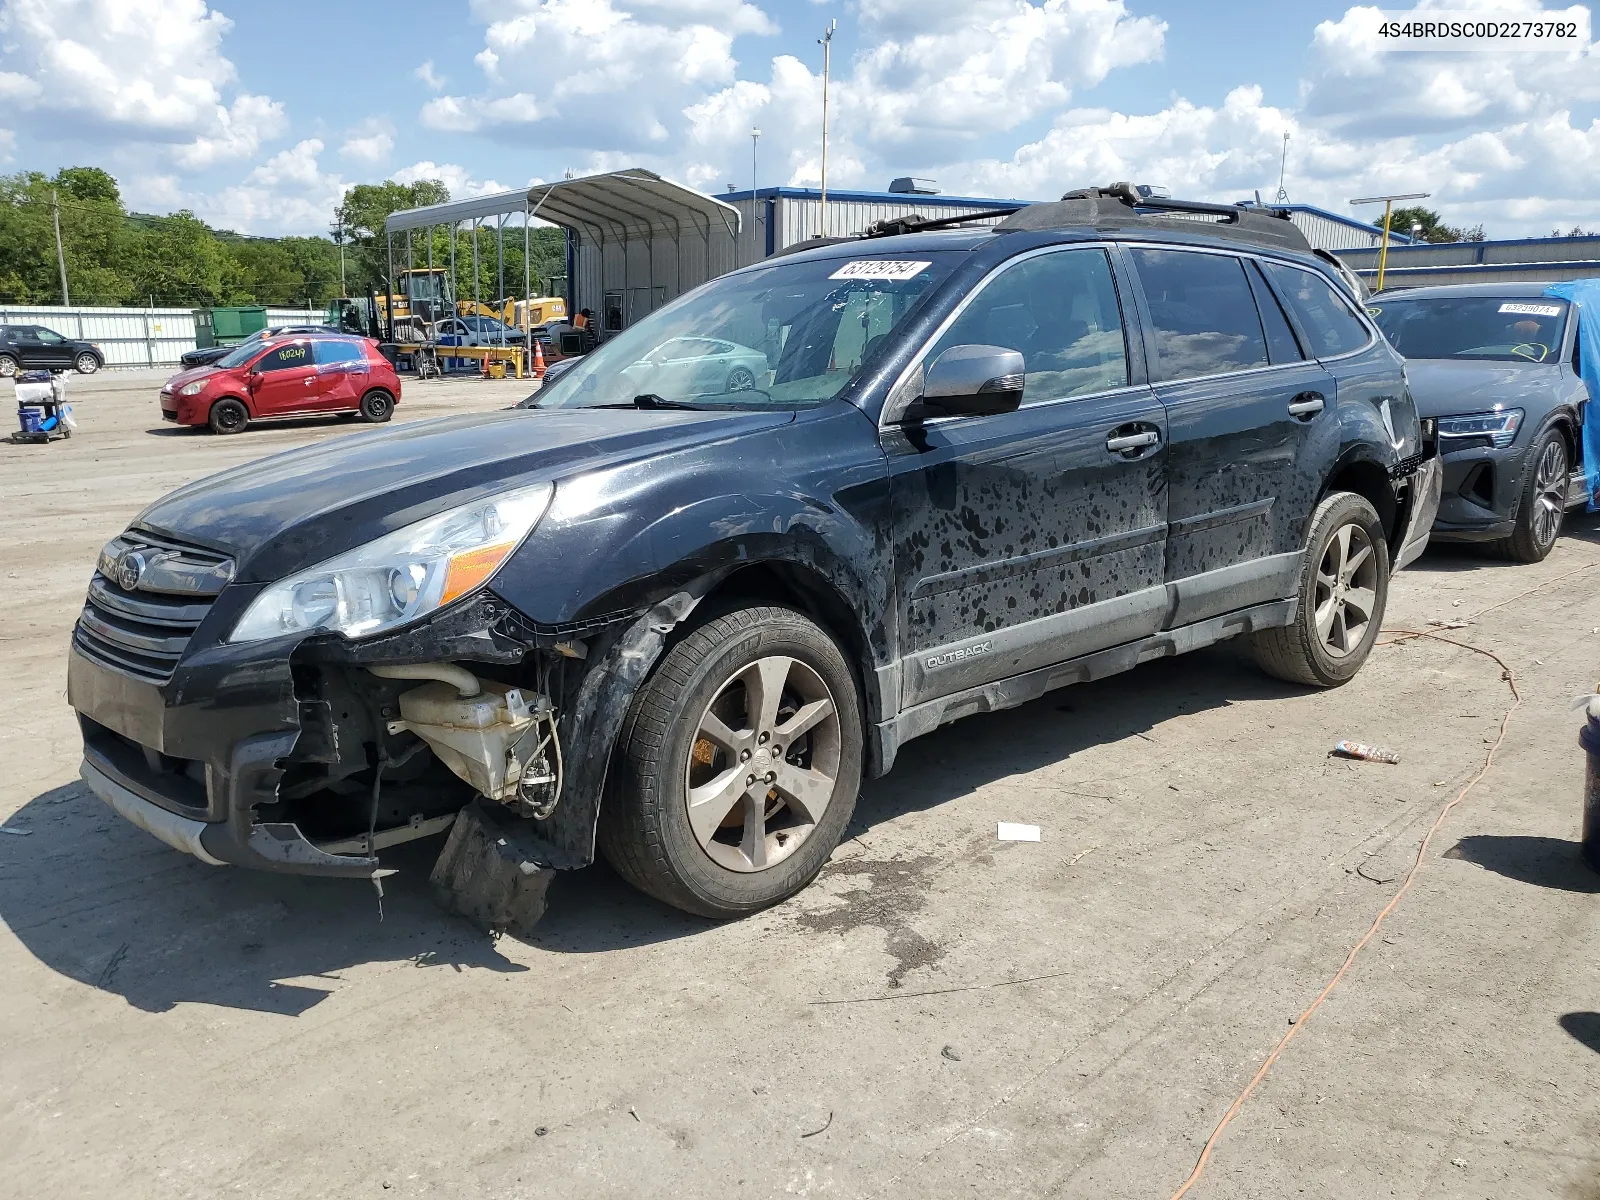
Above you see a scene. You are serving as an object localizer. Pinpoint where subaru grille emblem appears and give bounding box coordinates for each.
[116,552,146,591]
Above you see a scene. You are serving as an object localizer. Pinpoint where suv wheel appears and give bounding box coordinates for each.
[74,352,99,374]
[1252,491,1390,687]
[0,354,16,378]
[1488,427,1568,563]
[208,398,249,435]
[359,389,394,422]
[599,606,863,918]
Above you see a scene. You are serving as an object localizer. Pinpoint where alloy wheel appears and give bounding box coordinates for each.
[685,654,841,873]
[1530,437,1568,549]
[1313,521,1378,658]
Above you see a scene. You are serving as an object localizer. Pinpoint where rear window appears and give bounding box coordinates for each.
[1262,262,1371,358]
[1132,248,1269,381]
[313,340,366,365]
[1368,295,1569,364]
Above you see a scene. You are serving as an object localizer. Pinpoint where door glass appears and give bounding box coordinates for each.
[1247,261,1305,365]
[1132,249,1269,381]
[256,343,311,372]
[36,328,64,344]
[313,340,365,365]
[925,248,1129,405]
[1260,262,1371,358]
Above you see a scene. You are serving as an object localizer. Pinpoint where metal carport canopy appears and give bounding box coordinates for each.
[382,169,741,239]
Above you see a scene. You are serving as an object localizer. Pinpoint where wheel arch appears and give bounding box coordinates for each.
[1318,451,1398,549]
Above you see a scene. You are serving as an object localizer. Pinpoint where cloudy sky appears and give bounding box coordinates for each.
[1,0,1595,238]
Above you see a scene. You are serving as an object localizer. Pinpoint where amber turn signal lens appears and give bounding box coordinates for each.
[440,541,517,605]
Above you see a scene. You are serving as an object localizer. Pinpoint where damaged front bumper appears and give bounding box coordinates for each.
[1393,452,1444,570]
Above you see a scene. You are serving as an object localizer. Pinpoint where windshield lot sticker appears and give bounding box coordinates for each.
[830,260,932,281]
[1499,302,1563,317]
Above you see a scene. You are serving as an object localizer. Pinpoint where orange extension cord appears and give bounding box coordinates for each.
[1167,629,1523,1199]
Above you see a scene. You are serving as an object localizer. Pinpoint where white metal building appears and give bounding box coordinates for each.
[1333,234,1600,289]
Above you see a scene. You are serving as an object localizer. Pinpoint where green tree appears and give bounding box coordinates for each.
[124,211,251,306]
[0,167,134,303]
[1379,206,1486,244]
[335,178,451,288]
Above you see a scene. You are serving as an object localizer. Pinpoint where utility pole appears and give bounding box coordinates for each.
[1351,191,1430,292]
[751,127,761,264]
[51,189,70,304]
[818,20,835,237]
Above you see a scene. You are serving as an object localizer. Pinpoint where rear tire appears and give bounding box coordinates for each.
[207,398,249,435]
[1486,427,1568,564]
[598,606,863,919]
[359,388,394,422]
[1252,491,1390,687]
[74,352,99,374]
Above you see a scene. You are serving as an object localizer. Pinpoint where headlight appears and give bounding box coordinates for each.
[179,380,206,396]
[1437,408,1522,449]
[228,481,554,643]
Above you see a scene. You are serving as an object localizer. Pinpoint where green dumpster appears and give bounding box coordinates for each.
[192,306,269,349]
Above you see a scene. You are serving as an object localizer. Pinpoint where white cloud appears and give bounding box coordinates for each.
[392,160,511,198]
[415,59,447,91]
[340,119,395,164]
[0,0,286,164]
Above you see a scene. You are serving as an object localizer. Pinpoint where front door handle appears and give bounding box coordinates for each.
[1107,428,1161,456]
[1288,391,1325,419]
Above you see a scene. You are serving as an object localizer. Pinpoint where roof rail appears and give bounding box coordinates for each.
[995,182,1312,254]
[769,206,1026,258]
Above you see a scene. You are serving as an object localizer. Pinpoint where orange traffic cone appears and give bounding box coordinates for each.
[532,340,547,380]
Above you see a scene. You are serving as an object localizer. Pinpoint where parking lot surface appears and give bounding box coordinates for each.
[3,371,1598,1198]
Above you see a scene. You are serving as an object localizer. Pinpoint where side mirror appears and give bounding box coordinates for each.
[909,344,1025,421]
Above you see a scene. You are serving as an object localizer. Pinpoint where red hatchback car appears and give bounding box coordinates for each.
[160,336,401,434]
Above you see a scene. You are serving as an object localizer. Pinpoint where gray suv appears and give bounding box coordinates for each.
[1369,282,1589,561]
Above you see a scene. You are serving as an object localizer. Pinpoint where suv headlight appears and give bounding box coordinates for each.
[228,481,553,643]
[1437,408,1522,449]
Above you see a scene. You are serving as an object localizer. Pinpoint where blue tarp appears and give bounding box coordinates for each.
[1545,279,1600,510]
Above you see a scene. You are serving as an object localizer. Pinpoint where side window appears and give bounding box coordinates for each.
[257,342,311,372]
[1260,262,1371,358]
[36,328,64,344]
[926,248,1129,406]
[1247,261,1304,365]
[313,340,364,365]
[1131,248,1268,380]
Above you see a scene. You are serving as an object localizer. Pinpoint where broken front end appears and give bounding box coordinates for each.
[69,500,679,883]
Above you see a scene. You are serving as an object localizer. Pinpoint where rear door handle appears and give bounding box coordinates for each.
[1107,428,1161,455]
[1288,391,1325,419]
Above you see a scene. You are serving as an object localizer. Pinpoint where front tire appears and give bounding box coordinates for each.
[207,397,249,435]
[598,606,863,918]
[1252,491,1390,687]
[1487,427,1568,563]
[74,352,100,374]
[0,354,16,377]
[359,388,394,422]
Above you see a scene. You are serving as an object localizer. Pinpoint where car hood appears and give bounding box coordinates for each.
[163,364,225,391]
[1404,358,1560,419]
[133,406,796,582]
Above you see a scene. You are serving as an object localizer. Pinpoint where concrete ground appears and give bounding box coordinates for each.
[2,370,1597,1199]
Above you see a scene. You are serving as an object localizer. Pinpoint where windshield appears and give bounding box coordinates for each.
[1370,296,1569,363]
[532,252,965,410]
[215,339,271,368]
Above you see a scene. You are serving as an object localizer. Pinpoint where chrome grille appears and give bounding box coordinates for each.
[73,531,234,683]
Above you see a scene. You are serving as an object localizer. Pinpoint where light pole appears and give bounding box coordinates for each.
[818,19,835,237]
[751,126,761,264]
[1351,191,1430,292]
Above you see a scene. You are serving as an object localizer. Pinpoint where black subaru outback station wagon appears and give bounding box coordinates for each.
[69,186,1441,919]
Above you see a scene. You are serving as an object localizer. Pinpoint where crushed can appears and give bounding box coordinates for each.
[1581,696,1600,874]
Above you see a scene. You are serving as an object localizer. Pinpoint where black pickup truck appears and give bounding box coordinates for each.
[69,185,1441,919]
